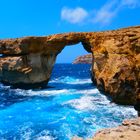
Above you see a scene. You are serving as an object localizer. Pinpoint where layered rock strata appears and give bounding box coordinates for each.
[0,26,140,104]
[73,54,92,64]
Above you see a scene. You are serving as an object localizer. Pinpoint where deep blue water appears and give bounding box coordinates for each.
[0,64,137,140]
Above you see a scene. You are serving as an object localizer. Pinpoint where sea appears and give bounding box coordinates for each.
[0,64,137,140]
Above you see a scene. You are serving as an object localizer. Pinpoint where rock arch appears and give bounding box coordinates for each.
[0,26,140,104]
[0,33,92,86]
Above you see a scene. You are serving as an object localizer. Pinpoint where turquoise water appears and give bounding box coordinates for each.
[0,64,137,140]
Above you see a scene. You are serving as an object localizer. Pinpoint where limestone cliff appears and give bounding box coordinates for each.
[73,54,92,64]
[90,26,140,105]
[0,26,140,104]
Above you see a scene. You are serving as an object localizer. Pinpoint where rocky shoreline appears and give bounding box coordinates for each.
[72,117,140,140]
[93,117,140,140]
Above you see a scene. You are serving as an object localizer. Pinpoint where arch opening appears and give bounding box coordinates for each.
[49,42,93,89]
[56,42,91,64]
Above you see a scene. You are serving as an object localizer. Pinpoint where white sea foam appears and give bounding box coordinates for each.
[50,76,77,83]
[17,123,34,140]
[0,77,94,98]
[69,79,92,85]
[64,95,96,111]
[35,130,55,140]
[79,89,99,94]
[14,86,99,97]
[28,88,99,97]
[15,89,70,97]
[50,77,92,84]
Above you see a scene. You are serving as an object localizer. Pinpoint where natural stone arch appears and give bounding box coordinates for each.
[0,26,140,105]
[0,33,92,87]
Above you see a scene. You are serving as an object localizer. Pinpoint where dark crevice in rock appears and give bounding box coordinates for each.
[1,53,28,57]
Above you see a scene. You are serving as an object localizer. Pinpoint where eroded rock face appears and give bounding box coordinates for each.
[90,26,140,105]
[73,54,92,64]
[0,33,89,87]
[0,26,140,104]
[0,54,56,87]
[93,117,140,140]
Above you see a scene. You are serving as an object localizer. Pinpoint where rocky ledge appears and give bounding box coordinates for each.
[73,54,92,64]
[0,26,140,104]
[93,117,140,140]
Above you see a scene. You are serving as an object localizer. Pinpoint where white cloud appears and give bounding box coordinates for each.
[121,0,139,8]
[93,0,118,25]
[60,0,139,25]
[92,0,140,25]
[61,7,88,24]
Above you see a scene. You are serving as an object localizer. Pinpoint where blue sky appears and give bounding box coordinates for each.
[0,0,140,63]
